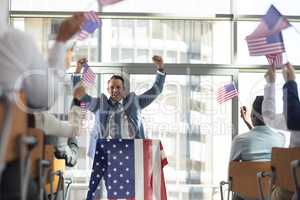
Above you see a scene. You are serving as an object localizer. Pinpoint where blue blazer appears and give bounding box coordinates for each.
[283,80,300,130]
[72,73,166,157]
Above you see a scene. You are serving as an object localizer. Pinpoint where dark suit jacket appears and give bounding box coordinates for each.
[283,80,300,130]
[72,72,166,157]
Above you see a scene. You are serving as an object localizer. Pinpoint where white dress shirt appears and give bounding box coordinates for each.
[107,99,133,139]
[34,105,81,137]
[262,82,300,147]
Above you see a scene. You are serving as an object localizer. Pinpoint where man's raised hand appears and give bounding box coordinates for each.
[152,55,164,72]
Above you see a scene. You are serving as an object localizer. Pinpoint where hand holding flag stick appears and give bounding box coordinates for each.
[282,62,296,82]
[75,58,88,74]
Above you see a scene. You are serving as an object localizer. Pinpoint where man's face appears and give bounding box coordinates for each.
[107,79,125,102]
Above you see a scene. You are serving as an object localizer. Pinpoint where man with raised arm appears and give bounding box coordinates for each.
[73,55,166,157]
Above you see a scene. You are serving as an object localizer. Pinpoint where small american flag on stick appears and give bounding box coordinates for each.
[77,11,101,41]
[216,82,238,104]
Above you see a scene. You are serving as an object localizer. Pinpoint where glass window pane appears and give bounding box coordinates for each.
[237,22,300,65]
[111,48,120,62]
[130,74,233,199]
[10,18,99,62]
[121,48,134,62]
[136,49,149,62]
[101,0,230,16]
[102,19,231,64]
[237,0,300,15]
[11,0,98,11]
[237,21,269,65]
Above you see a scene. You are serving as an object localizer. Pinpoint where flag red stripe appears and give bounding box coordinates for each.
[217,93,238,102]
[160,167,167,200]
[249,48,285,56]
[246,38,266,42]
[217,93,237,100]
[248,42,283,50]
[216,90,238,100]
[143,140,152,200]
[249,45,284,52]
[266,53,282,66]
[217,91,238,100]
[217,92,238,103]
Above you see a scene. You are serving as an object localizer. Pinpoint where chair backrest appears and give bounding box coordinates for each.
[44,145,66,194]
[271,147,300,192]
[28,128,44,178]
[0,92,27,162]
[229,161,271,199]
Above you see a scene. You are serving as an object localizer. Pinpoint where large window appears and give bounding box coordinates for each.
[10,0,230,15]
[9,1,300,199]
[236,0,300,15]
[11,18,100,62]
[102,0,230,16]
[11,18,231,64]
[11,0,98,11]
[130,74,233,199]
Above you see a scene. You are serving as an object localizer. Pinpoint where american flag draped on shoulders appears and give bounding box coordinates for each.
[246,5,291,67]
[216,82,238,104]
[77,11,101,41]
[86,139,168,200]
[82,63,96,87]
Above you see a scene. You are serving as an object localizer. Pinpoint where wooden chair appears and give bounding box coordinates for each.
[0,92,39,200]
[220,161,272,200]
[271,148,300,192]
[257,147,300,200]
[44,144,66,200]
[291,158,300,199]
[0,93,28,164]
[28,128,45,178]
[28,127,52,200]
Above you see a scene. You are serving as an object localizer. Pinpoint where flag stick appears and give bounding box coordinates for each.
[232,81,243,107]
[284,52,289,64]
[292,26,300,36]
[71,41,76,51]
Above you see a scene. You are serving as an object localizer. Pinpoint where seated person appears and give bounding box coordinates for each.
[33,105,81,137]
[230,96,285,200]
[46,136,79,167]
[263,64,299,200]
[230,96,285,161]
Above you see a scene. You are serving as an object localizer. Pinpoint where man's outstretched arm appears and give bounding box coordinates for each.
[282,63,300,130]
[138,55,166,109]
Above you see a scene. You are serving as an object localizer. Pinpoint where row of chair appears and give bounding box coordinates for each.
[220,147,300,200]
[0,92,69,200]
